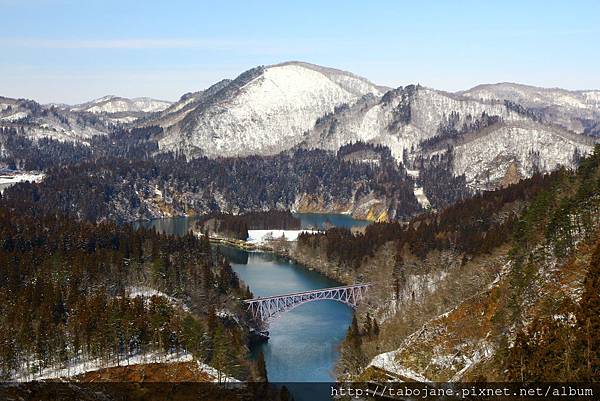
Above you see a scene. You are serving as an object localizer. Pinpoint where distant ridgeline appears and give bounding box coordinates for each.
[0,132,421,223]
[196,211,301,240]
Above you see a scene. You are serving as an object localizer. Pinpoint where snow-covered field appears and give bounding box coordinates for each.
[13,350,240,383]
[0,172,45,193]
[13,351,193,382]
[246,229,318,244]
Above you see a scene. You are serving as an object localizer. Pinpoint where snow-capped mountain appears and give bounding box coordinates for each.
[451,120,596,190]
[460,83,600,136]
[0,96,111,143]
[2,61,599,194]
[155,61,388,158]
[71,95,171,114]
[68,95,172,124]
[137,62,598,191]
[138,79,232,129]
[299,84,597,190]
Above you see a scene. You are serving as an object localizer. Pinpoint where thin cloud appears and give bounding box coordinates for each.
[0,38,264,49]
[0,36,365,54]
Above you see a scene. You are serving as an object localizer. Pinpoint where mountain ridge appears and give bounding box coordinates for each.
[2,61,600,194]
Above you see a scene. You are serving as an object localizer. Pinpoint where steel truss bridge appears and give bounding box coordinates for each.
[244,283,371,324]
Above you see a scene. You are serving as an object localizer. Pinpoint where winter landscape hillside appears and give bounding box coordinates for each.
[1,55,600,401]
[4,1,600,400]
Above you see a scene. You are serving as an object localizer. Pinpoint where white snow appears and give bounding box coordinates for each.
[462,83,600,133]
[13,351,194,382]
[452,121,594,190]
[406,169,420,179]
[13,350,240,383]
[72,96,171,114]
[125,286,190,312]
[368,351,429,382]
[158,62,382,158]
[0,172,45,193]
[413,186,431,209]
[196,361,240,383]
[0,111,28,121]
[246,229,318,244]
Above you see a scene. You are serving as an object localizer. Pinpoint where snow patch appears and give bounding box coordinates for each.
[369,351,429,382]
[125,286,190,312]
[0,171,45,194]
[413,186,431,209]
[246,229,318,244]
[13,351,194,382]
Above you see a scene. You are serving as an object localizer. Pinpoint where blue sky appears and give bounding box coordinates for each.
[1,0,599,103]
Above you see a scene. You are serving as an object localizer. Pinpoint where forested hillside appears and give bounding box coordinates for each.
[0,193,255,381]
[1,130,421,223]
[295,145,600,381]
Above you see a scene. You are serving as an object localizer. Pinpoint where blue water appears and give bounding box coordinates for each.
[133,212,370,235]
[135,213,370,401]
[222,247,353,382]
[294,212,371,230]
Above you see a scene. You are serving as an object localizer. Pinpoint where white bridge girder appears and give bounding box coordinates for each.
[244,283,371,324]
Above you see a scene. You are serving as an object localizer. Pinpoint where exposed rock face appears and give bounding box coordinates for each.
[500,161,521,188]
[293,192,390,222]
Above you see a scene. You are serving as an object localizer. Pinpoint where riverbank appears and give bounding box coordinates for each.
[204,231,355,286]
[133,213,363,393]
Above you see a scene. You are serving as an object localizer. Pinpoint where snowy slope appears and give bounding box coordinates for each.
[156,62,386,158]
[139,79,232,129]
[460,83,600,135]
[451,121,596,190]
[300,84,598,191]
[63,95,173,125]
[302,85,529,159]
[0,96,112,143]
[71,95,172,114]
[0,171,45,194]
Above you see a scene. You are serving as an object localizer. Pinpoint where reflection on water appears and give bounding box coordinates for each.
[133,212,370,236]
[294,212,370,230]
[218,243,249,264]
[132,215,201,235]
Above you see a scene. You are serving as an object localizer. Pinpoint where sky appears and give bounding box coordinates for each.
[1,0,599,104]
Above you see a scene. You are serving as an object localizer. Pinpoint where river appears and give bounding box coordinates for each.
[136,213,370,400]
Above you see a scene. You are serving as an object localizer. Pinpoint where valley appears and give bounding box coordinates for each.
[1,60,600,400]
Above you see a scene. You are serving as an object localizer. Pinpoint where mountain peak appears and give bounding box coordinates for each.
[71,96,172,115]
[156,61,386,158]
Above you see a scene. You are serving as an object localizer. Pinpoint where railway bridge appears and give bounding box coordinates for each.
[244,283,371,325]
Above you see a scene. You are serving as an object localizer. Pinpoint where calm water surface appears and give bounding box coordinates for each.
[136,213,370,400]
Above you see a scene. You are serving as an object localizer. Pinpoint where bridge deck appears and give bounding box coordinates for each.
[244,283,371,325]
[243,283,371,303]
